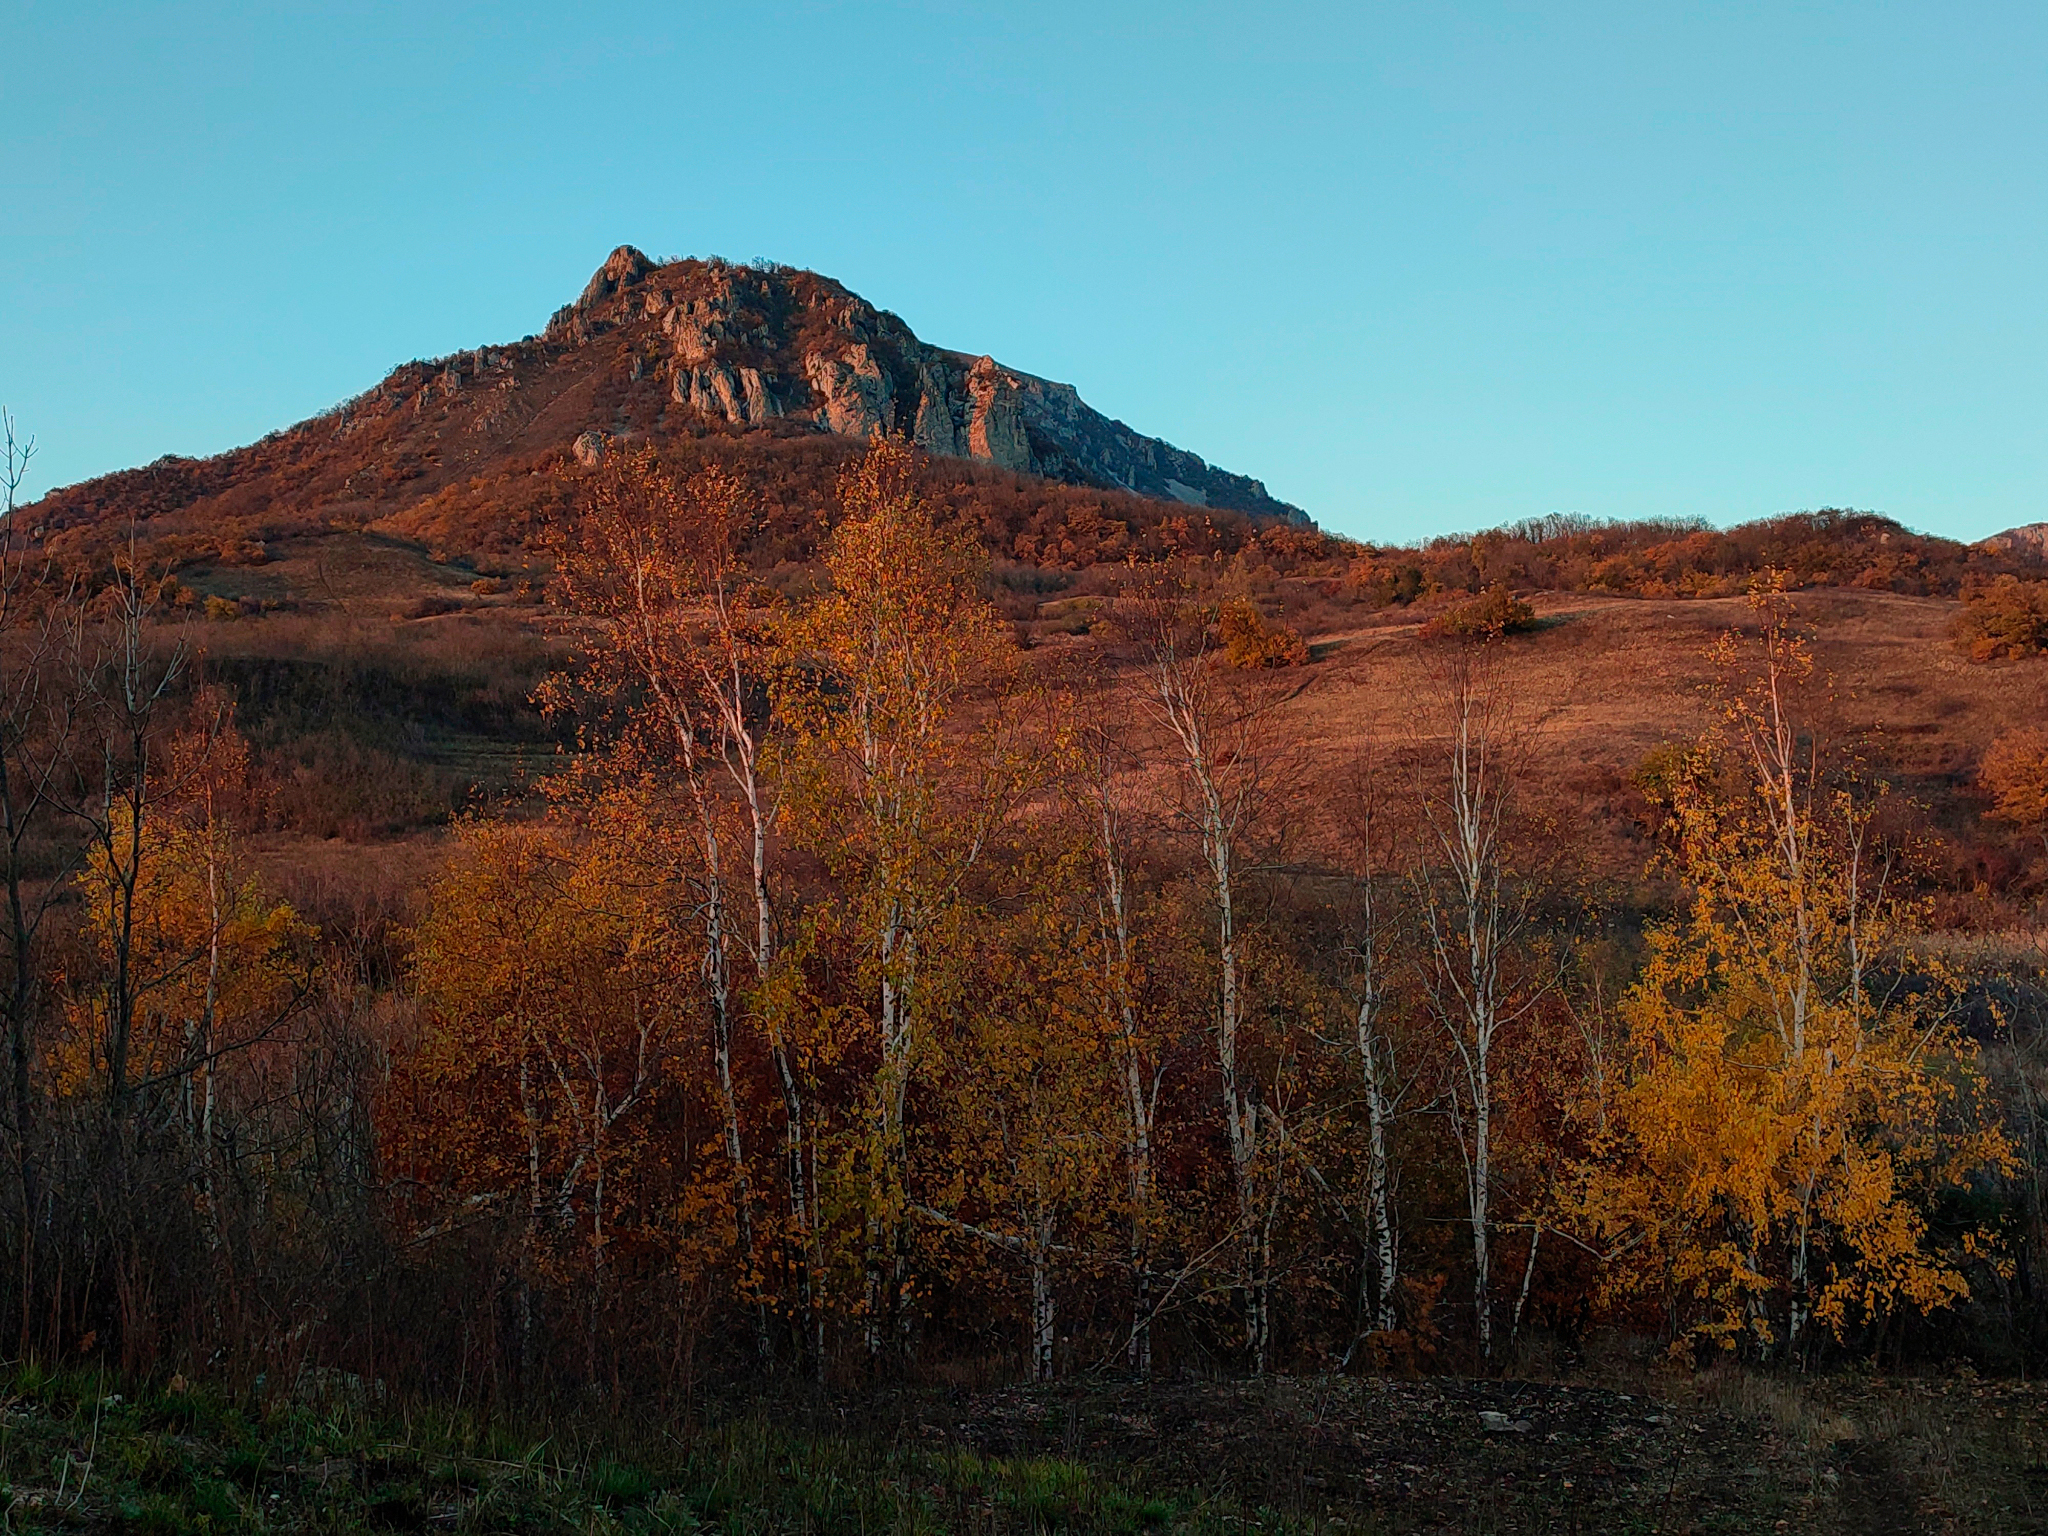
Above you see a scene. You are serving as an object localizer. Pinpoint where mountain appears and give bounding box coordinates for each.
[24,247,1306,564]
[553,247,1303,520]
[1981,522,2048,561]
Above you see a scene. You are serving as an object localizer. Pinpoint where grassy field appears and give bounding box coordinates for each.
[2,1362,2044,1534]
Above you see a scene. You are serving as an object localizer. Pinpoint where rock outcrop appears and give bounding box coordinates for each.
[1981,523,2048,561]
[542,246,1305,522]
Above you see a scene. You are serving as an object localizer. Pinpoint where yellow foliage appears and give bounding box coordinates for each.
[59,808,313,1101]
[1563,595,2011,1355]
[777,439,1018,1086]
[774,441,1030,1345]
[401,816,685,1228]
[1419,583,1538,642]
[1217,598,1308,669]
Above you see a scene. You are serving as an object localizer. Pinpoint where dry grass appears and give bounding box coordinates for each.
[1229,587,2048,888]
[1675,1368,2048,1533]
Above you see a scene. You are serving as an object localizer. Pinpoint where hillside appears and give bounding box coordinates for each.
[1983,520,2048,560]
[19,244,2043,638]
[1271,585,2046,911]
[134,575,2046,951]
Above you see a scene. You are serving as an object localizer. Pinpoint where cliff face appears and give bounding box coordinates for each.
[1982,523,2048,560]
[547,247,1304,521]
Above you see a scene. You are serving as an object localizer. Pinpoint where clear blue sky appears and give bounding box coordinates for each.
[5,1,2043,544]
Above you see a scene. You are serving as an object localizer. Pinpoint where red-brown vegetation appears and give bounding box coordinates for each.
[2,438,2045,1422]
[1954,574,2048,661]
[1417,582,1539,641]
[1218,596,1309,667]
[1983,727,2048,856]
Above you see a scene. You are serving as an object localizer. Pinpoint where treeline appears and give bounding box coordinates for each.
[1347,508,2044,608]
[0,436,2044,1406]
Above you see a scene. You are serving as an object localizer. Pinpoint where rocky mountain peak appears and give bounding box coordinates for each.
[576,244,656,310]
[539,248,1305,522]
[1981,522,2048,560]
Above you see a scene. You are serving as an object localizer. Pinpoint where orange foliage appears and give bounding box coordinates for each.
[1954,576,2048,662]
[1418,583,1537,641]
[1218,597,1309,668]
[1983,728,2048,844]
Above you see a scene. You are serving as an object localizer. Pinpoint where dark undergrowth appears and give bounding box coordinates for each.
[11,1359,2046,1534]
[0,1363,1293,1535]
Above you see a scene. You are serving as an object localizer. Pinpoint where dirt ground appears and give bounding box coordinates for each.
[879,1368,2048,1534]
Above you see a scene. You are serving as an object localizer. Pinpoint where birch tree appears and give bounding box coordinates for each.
[1342,764,1403,1336]
[1415,645,1538,1364]
[921,896,1114,1383]
[1073,701,1168,1373]
[1568,589,2012,1356]
[1122,570,1282,1372]
[783,440,1016,1363]
[556,449,808,1360]
[404,821,677,1385]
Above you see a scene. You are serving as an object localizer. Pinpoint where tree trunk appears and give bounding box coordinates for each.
[1511,1224,1541,1348]
[1352,858,1399,1335]
[867,910,914,1363]
[1099,796,1156,1375]
[518,1059,542,1391]
[1471,1060,1491,1361]
[1029,1241,1055,1383]
[1210,805,1268,1372]
[1362,1034,1399,1333]
[742,761,818,1373]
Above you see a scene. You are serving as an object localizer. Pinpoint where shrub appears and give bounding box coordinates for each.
[1344,557,1431,608]
[203,595,239,622]
[1630,743,1693,811]
[1954,576,2048,661]
[1420,582,1537,641]
[398,593,466,621]
[1983,727,2048,844]
[1218,596,1308,668]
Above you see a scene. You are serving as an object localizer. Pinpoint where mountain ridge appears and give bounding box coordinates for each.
[23,247,1305,552]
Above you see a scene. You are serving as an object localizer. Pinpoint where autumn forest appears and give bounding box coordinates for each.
[0,418,2043,1448]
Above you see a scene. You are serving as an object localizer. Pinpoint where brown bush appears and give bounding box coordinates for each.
[1954,576,2048,661]
[1219,596,1308,667]
[1420,582,1538,641]
[398,593,466,621]
[1983,727,2048,843]
[1344,557,1433,608]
